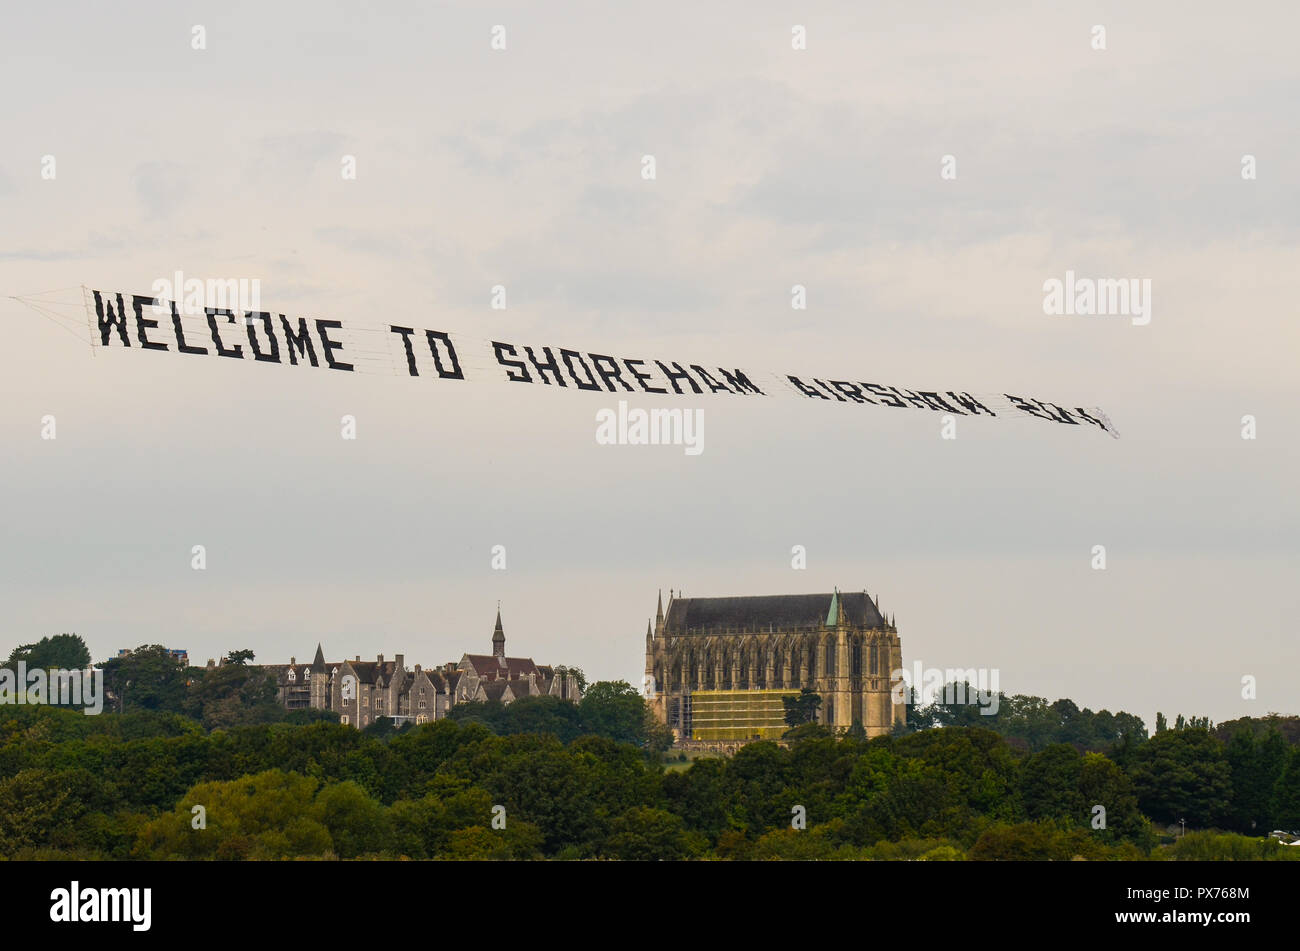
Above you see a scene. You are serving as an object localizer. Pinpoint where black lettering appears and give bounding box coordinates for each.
[281,316,318,366]
[561,349,601,391]
[168,300,206,354]
[624,359,666,394]
[425,330,464,380]
[947,392,996,417]
[1034,400,1079,424]
[654,361,703,394]
[890,387,929,410]
[315,319,353,371]
[245,312,280,363]
[590,353,634,392]
[690,365,732,393]
[131,295,168,351]
[1072,407,1109,430]
[788,375,829,399]
[205,308,244,358]
[493,342,532,383]
[391,325,419,375]
[525,346,566,386]
[829,381,870,403]
[1004,394,1053,420]
[93,291,131,347]
[863,383,905,408]
[718,368,765,396]
[812,379,847,402]
[917,391,958,413]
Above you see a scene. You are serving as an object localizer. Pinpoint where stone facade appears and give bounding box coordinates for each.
[644,588,905,740]
[266,608,581,729]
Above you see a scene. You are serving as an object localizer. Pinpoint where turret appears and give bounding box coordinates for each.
[492,604,505,659]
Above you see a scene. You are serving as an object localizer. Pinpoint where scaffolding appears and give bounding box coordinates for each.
[689,689,800,741]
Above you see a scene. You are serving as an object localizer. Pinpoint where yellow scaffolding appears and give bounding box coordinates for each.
[689,689,800,741]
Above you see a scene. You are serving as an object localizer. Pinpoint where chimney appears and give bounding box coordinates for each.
[378,653,384,664]
[396,654,404,670]
[290,657,296,666]
[355,655,360,662]
[415,664,422,674]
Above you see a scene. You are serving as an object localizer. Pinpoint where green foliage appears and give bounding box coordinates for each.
[1273,747,1300,829]
[99,645,189,714]
[1,686,1295,861]
[1129,728,1233,827]
[781,688,822,727]
[969,821,1134,861]
[1166,830,1300,861]
[5,633,92,670]
[577,680,646,745]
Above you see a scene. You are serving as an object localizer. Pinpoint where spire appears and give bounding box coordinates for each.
[312,643,326,672]
[492,603,505,658]
[646,618,653,650]
[657,589,664,623]
[826,587,841,627]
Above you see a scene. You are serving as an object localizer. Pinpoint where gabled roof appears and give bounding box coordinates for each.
[461,654,539,680]
[346,660,399,685]
[664,592,887,634]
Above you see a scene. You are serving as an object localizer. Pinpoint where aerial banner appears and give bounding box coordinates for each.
[23,287,1121,437]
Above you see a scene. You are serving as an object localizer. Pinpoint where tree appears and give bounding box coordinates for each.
[99,645,189,714]
[782,688,822,728]
[578,681,645,745]
[1019,744,1085,822]
[500,695,584,743]
[224,649,256,666]
[1224,729,1288,832]
[642,705,675,753]
[601,806,698,860]
[1129,728,1233,827]
[134,770,331,860]
[5,633,91,670]
[312,781,391,858]
[1274,747,1300,830]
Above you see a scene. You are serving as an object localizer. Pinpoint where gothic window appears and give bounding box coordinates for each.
[870,643,880,676]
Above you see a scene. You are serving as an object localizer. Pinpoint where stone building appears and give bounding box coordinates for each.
[644,588,904,740]
[267,608,581,728]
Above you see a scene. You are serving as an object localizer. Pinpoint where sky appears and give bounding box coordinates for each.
[2,1,1297,730]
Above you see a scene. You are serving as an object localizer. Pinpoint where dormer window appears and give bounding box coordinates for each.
[287,669,296,682]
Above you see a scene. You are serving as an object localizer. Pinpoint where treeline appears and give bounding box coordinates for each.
[2,700,1299,860]
[909,691,1148,752]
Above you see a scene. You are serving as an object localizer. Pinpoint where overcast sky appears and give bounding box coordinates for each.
[2,1,1297,729]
